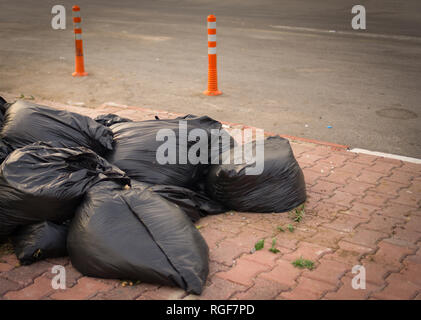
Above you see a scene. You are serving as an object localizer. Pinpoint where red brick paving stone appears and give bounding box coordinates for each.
[194,277,247,300]
[310,180,342,197]
[338,180,373,196]
[306,162,335,177]
[376,157,403,165]
[350,153,378,165]
[282,242,333,262]
[231,277,285,300]
[297,153,327,166]
[408,180,421,195]
[365,239,416,268]
[274,225,317,243]
[208,261,230,277]
[210,238,253,266]
[227,228,269,251]
[211,216,247,235]
[344,201,380,219]
[374,179,407,196]
[371,273,419,300]
[340,161,370,174]
[343,228,388,249]
[216,258,271,287]
[351,261,393,286]
[92,283,157,300]
[1,261,52,286]
[322,169,356,185]
[305,192,325,212]
[390,188,420,208]
[199,227,228,249]
[365,161,399,175]
[354,170,385,185]
[50,277,113,300]
[271,234,298,251]
[302,168,323,187]
[378,204,413,219]
[325,191,356,208]
[403,215,421,232]
[303,258,351,286]
[259,259,302,288]
[242,249,284,268]
[360,214,405,233]
[305,145,328,156]
[360,191,394,207]
[279,277,336,300]
[0,254,19,267]
[399,162,421,175]
[323,214,368,233]
[324,241,373,265]
[301,215,331,229]
[311,202,348,220]
[0,262,14,272]
[306,227,347,249]
[0,278,22,296]
[400,261,421,286]
[403,248,421,266]
[324,275,382,300]
[411,208,421,217]
[247,216,288,234]
[391,226,421,244]
[384,169,414,185]
[320,153,353,167]
[4,274,54,300]
[290,143,315,157]
[140,286,187,300]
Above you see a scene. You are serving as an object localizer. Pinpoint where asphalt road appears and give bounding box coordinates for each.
[1,0,421,157]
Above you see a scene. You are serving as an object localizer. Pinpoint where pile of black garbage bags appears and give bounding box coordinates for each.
[0,97,306,294]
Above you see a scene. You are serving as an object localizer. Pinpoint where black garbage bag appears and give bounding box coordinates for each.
[106,115,231,188]
[147,183,227,222]
[67,181,209,294]
[0,100,114,155]
[94,113,132,127]
[206,135,307,213]
[0,96,9,129]
[0,98,11,164]
[0,140,10,164]
[12,221,69,265]
[0,142,129,241]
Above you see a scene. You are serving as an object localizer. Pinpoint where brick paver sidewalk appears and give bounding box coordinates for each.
[1,101,420,300]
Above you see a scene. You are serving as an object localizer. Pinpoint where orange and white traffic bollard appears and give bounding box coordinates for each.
[203,15,222,96]
[72,5,87,77]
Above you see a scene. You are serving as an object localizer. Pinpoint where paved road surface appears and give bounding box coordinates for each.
[1,0,420,157]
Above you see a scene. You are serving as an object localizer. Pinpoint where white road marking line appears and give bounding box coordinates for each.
[350,148,421,164]
[270,25,421,42]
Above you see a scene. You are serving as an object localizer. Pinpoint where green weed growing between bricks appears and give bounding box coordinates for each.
[292,256,315,270]
[269,238,280,254]
[290,204,305,223]
[254,239,265,251]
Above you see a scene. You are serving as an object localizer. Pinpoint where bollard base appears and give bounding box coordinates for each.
[203,90,222,96]
[72,72,88,77]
